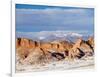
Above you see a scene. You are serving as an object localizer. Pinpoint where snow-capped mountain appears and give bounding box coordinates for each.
[16,31,92,42]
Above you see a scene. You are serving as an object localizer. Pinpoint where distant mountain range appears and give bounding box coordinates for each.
[16,31,93,42]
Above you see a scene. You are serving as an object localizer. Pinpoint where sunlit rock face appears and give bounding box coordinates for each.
[87,36,94,49]
[16,36,94,65]
[73,37,94,57]
[16,38,39,49]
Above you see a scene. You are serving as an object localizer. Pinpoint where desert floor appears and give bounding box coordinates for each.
[16,56,94,73]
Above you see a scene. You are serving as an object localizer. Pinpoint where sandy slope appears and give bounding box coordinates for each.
[16,56,94,73]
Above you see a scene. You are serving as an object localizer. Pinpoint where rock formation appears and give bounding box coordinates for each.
[16,37,94,65]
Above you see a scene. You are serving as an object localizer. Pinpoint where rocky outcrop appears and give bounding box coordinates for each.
[69,38,94,59]
[16,38,39,49]
[16,37,94,65]
[21,48,46,65]
[87,36,94,51]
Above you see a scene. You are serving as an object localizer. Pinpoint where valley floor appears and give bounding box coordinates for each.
[16,56,94,73]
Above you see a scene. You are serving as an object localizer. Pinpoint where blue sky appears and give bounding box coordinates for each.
[16,4,94,34]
